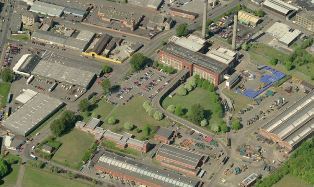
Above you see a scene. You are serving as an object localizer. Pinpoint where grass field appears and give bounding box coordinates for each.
[92,99,114,120]
[10,34,30,41]
[0,82,10,108]
[0,164,19,187]
[52,129,94,169]
[162,88,222,125]
[248,43,314,84]
[22,167,97,187]
[273,175,311,187]
[103,96,169,140]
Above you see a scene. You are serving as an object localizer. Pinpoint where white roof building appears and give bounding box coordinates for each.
[263,0,299,15]
[30,1,65,17]
[266,22,302,46]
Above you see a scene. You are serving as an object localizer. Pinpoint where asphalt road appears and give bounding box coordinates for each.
[0,0,14,61]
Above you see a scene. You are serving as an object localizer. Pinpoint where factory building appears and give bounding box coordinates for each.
[169,7,198,20]
[238,10,261,27]
[128,0,164,10]
[93,150,201,187]
[29,1,65,17]
[259,91,314,152]
[156,144,205,176]
[13,54,40,77]
[158,42,230,86]
[262,0,299,17]
[266,22,302,46]
[32,60,96,89]
[3,91,64,136]
[295,11,314,32]
[169,35,207,52]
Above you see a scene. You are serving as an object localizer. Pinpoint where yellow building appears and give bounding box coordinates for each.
[238,10,261,27]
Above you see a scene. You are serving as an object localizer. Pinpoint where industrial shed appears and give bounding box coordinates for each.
[29,1,65,17]
[259,91,314,152]
[262,0,299,16]
[32,60,96,89]
[3,93,64,136]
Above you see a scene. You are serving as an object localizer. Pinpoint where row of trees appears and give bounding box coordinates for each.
[153,62,177,74]
[50,111,78,137]
[142,101,165,121]
[255,138,314,187]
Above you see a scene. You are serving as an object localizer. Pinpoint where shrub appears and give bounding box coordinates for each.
[153,111,164,121]
[176,86,188,96]
[166,105,176,113]
[124,122,135,131]
[200,119,208,127]
[107,116,118,125]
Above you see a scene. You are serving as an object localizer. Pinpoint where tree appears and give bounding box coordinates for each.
[269,58,278,66]
[220,122,229,133]
[124,122,135,131]
[79,99,90,112]
[166,105,176,113]
[107,116,118,125]
[0,158,8,178]
[241,42,249,51]
[231,119,242,130]
[101,79,111,95]
[50,119,64,137]
[148,107,156,117]
[142,101,151,112]
[176,23,189,37]
[153,111,164,121]
[175,105,185,116]
[1,68,13,82]
[188,104,205,124]
[102,65,113,74]
[211,123,220,132]
[184,83,193,92]
[255,9,265,17]
[143,124,151,137]
[129,53,149,71]
[200,119,208,127]
[188,77,197,88]
[50,111,76,137]
[176,86,188,96]
[284,60,294,70]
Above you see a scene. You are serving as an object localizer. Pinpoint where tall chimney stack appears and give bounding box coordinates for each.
[202,0,208,39]
[232,14,238,51]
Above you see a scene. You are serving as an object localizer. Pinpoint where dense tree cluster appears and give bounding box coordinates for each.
[142,101,164,121]
[176,23,189,37]
[101,79,111,95]
[255,138,314,187]
[50,111,77,137]
[153,62,177,74]
[129,53,150,71]
[1,68,13,82]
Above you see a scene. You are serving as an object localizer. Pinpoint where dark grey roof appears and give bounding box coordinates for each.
[63,7,86,17]
[18,54,40,73]
[161,42,228,74]
[156,127,174,139]
[157,144,204,168]
[91,34,112,55]
[95,150,200,187]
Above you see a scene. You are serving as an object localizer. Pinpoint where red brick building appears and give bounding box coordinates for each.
[169,7,198,20]
[94,150,201,187]
[158,42,229,86]
[156,144,205,176]
[154,127,175,144]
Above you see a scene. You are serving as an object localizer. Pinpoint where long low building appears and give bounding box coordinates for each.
[156,144,205,176]
[13,54,40,77]
[3,92,64,136]
[29,1,65,17]
[266,22,302,46]
[32,60,96,89]
[158,42,229,86]
[259,91,314,152]
[262,0,299,16]
[94,150,201,187]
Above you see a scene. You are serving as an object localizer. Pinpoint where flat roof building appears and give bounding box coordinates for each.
[94,150,201,187]
[206,47,237,67]
[13,54,40,77]
[156,144,205,176]
[295,11,314,32]
[29,1,65,17]
[266,22,302,46]
[63,7,86,18]
[3,93,64,136]
[263,0,299,16]
[259,91,314,152]
[240,173,259,187]
[169,35,206,52]
[158,42,229,85]
[128,0,164,10]
[169,7,198,20]
[32,60,96,88]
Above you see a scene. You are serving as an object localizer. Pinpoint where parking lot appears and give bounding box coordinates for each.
[107,67,174,105]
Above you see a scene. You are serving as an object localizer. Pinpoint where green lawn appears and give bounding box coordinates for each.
[273,175,311,187]
[92,98,114,121]
[248,43,314,84]
[52,129,94,169]
[162,88,222,125]
[104,96,170,140]
[102,140,141,158]
[0,82,10,108]
[0,164,19,187]
[10,34,30,41]
[22,167,96,187]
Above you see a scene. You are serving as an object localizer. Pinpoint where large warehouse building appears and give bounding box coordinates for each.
[32,60,96,89]
[156,144,205,176]
[3,92,64,136]
[29,1,65,17]
[262,0,299,16]
[158,42,230,86]
[259,91,314,152]
[93,150,201,187]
